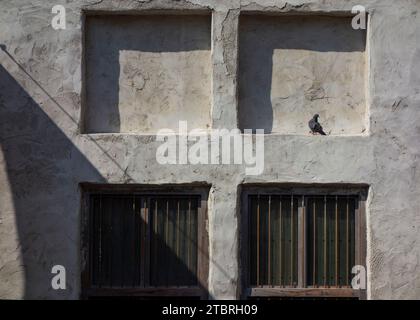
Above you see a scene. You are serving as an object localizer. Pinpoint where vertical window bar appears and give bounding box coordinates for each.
[248,196,252,286]
[268,195,271,285]
[346,195,350,286]
[90,196,94,286]
[279,195,282,286]
[165,200,169,286]
[122,196,128,286]
[139,197,144,287]
[256,195,260,286]
[290,194,294,286]
[108,197,113,287]
[188,198,191,276]
[312,199,316,287]
[335,195,339,286]
[106,198,110,287]
[166,200,169,243]
[177,200,180,258]
[299,195,305,288]
[144,198,150,287]
[323,195,327,287]
[98,194,102,287]
[153,199,158,286]
[110,197,117,287]
[139,198,143,287]
[176,199,180,287]
[121,198,126,287]
[132,195,136,287]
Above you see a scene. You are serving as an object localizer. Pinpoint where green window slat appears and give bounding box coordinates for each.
[306,195,357,287]
[349,198,356,286]
[259,195,269,285]
[249,196,258,285]
[190,199,197,285]
[270,196,280,286]
[249,195,299,287]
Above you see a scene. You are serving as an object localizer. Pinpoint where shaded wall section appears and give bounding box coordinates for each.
[238,15,366,135]
[0,63,105,298]
[84,15,212,133]
[0,62,209,298]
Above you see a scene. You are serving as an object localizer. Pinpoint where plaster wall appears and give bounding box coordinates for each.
[84,15,212,133]
[0,0,419,300]
[238,15,367,135]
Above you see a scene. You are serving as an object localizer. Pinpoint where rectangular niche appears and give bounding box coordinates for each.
[83,14,212,133]
[238,15,367,135]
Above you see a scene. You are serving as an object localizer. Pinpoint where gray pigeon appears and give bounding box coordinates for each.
[308,114,326,135]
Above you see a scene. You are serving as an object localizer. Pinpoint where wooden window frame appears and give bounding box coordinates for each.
[80,184,209,299]
[240,185,367,300]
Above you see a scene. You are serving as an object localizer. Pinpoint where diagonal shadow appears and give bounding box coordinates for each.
[84,14,211,133]
[0,61,104,298]
[238,15,366,134]
[83,194,210,299]
[1,45,137,183]
[0,62,210,299]
[0,50,231,299]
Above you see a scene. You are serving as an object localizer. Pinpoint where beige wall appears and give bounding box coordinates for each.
[84,15,212,133]
[239,15,367,135]
[0,0,420,300]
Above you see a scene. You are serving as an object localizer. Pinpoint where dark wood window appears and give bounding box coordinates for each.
[249,195,299,287]
[81,186,208,299]
[306,196,356,287]
[242,187,367,299]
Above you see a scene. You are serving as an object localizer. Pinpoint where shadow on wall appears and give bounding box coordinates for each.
[84,15,211,133]
[238,15,366,134]
[84,194,208,299]
[0,62,103,298]
[0,62,210,299]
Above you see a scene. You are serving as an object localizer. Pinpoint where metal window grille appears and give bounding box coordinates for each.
[82,190,208,298]
[247,193,363,295]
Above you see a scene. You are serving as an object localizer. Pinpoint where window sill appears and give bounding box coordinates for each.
[246,287,361,298]
[83,286,205,298]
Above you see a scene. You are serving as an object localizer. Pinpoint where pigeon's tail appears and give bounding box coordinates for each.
[319,129,327,135]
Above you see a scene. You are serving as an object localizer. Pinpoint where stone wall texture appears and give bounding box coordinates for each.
[0,0,420,299]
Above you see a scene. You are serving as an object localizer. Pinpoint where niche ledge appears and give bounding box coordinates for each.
[238,15,367,136]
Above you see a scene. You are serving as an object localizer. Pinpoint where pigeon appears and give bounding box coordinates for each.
[308,114,327,135]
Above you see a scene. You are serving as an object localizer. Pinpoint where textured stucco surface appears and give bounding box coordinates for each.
[0,0,420,300]
[85,15,212,133]
[239,15,367,135]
